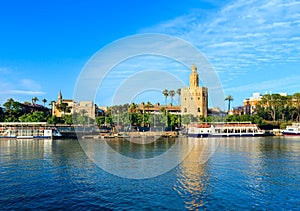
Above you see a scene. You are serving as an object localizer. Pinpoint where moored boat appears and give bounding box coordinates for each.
[188,122,265,138]
[0,122,62,139]
[282,123,300,136]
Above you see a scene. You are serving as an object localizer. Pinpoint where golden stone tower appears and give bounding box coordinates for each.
[181,65,208,117]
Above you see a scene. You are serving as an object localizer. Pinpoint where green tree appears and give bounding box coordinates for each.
[19,111,49,122]
[205,115,224,122]
[0,106,4,121]
[95,116,105,126]
[168,113,180,127]
[278,95,290,122]
[258,94,283,122]
[120,111,131,126]
[155,113,168,127]
[181,114,194,126]
[129,103,138,113]
[3,98,23,122]
[292,93,300,121]
[105,115,113,126]
[63,115,73,125]
[47,116,60,125]
[3,98,16,112]
[225,114,264,126]
[56,102,71,115]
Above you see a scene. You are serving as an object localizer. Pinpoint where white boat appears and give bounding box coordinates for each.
[0,122,62,139]
[282,123,300,136]
[188,122,265,138]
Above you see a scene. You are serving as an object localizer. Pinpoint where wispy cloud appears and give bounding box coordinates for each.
[0,90,45,95]
[138,0,300,107]
[0,68,46,103]
[226,74,300,93]
[0,67,11,74]
[141,0,300,77]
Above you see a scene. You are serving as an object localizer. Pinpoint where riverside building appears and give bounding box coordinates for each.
[52,91,96,119]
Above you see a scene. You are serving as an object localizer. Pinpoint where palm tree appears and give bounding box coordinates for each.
[145,101,152,112]
[169,90,175,105]
[32,97,39,105]
[129,103,137,113]
[42,98,47,107]
[177,89,181,105]
[163,89,169,105]
[225,95,234,114]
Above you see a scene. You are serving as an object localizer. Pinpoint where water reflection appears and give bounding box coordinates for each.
[1,137,300,210]
[173,137,300,210]
[0,139,52,161]
[174,138,220,210]
[105,137,176,159]
[79,137,195,179]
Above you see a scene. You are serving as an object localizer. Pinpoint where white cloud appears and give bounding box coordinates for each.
[0,90,45,95]
[138,0,300,104]
[0,68,46,103]
[226,74,300,93]
[20,79,42,91]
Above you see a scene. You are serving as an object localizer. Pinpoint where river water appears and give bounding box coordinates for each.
[0,137,299,210]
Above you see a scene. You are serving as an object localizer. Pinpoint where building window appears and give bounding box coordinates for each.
[198,97,200,100]
[198,107,201,112]
[185,98,186,100]
[184,108,187,112]
[191,97,193,100]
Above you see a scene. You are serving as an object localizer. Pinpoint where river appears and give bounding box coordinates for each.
[0,136,299,210]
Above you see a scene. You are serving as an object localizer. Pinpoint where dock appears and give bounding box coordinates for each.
[81,131,179,139]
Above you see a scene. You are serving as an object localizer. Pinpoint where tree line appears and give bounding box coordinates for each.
[1,92,300,129]
[0,98,95,125]
[255,93,300,122]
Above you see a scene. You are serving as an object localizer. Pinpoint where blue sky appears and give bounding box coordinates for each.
[1,0,299,110]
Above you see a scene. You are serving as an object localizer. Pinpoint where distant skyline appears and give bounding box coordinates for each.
[1,0,299,109]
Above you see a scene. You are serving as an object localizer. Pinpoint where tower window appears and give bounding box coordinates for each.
[191,97,193,100]
[198,107,201,112]
[198,97,200,100]
[184,108,187,112]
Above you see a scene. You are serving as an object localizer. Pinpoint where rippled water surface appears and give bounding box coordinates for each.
[1,137,300,210]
